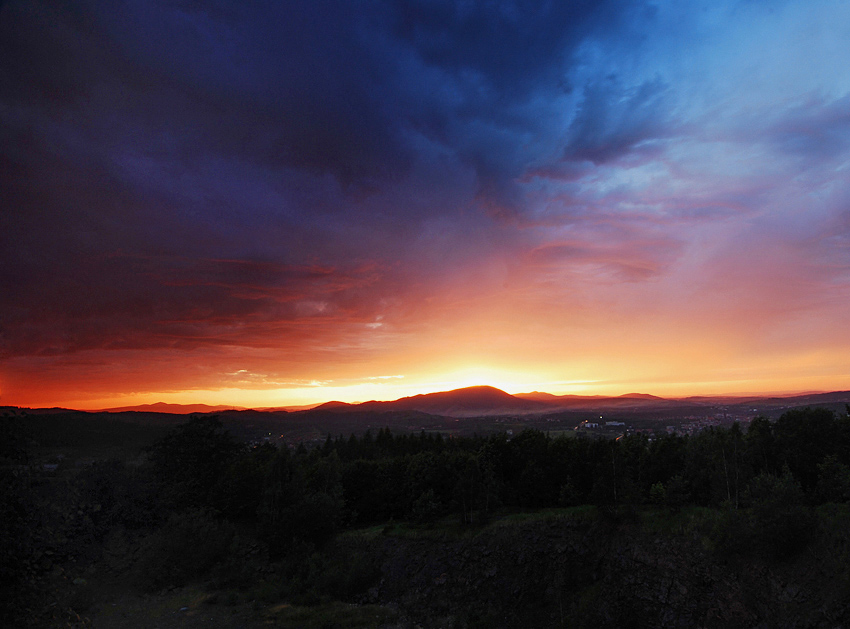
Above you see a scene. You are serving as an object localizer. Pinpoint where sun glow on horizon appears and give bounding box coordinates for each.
[5,358,847,411]
[417,366,548,395]
[10,371,848,412]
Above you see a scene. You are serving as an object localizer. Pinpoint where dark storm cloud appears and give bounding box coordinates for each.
[389,0,622,96]
[85,0,635,191]
[1,0,642,218]
[384,0,647,212]
[83,0,408,186]
[1,0,649,361]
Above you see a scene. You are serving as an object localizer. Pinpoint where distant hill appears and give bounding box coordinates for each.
[677,391,850,407]
[100,402,247,414]
[515,391,606,403]
[618,393,664,400]
[322,386,550,417]
[256,403,327,412]
[310,400,354,411]
[68,388,850,419]
[515,391,674,410]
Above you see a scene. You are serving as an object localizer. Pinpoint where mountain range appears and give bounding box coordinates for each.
[94,386,850,417]
[100,402,248,414]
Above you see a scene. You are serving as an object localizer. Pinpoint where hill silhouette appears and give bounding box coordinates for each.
[310,400,354,411]
[514,390,674,410]
[343,385,549,417]
[101,402,246,414]
[618,392,664,400]
[87,388,850,419]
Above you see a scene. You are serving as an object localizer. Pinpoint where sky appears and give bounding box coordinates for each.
[2,0,849,409]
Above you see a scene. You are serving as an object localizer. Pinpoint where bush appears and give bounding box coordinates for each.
[75,459,156,532]
[712,469,813,560]
[411,489,442,523]
[746,470,813,559]
[664,474,690,510]
[710,507,752,557]
[134,509,235,590]
[146,416,241,512]
[305,548,382,601]
[816,455,850,504]
[259,452,347,554]
[649,482,666,506]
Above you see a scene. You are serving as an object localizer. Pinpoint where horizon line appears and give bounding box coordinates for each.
[4,384,848,413]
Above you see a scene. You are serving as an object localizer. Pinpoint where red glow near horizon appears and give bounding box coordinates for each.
[1,2,849,409]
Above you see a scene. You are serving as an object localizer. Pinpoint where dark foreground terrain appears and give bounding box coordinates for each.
[9,504,850,628]
[4,404,850,627]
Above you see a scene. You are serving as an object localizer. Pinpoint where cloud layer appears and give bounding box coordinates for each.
[2,0,849,406]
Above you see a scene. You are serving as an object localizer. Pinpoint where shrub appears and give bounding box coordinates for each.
[746,469,813,559]
[664,474,690,510]
[146,416,241,512]
[411,489,442,523]
[816,455,850,504]
[134,509,235,590]
[712,469,813,560]
[306,549,382,601]
[649,482,666,506]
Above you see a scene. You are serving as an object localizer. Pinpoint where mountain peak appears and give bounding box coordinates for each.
[314,385,545,417]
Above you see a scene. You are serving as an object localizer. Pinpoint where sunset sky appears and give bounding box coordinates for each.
[2,0,849,409]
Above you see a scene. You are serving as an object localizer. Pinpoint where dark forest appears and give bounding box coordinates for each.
[5,406,850,626]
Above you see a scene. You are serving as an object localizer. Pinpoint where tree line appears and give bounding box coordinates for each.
[77,406,850,535]
[3,405,850,624]
[55,405,850,546]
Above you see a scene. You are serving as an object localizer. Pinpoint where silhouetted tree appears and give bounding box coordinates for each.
[774,408,846,491]
[816,455,850,503]
[146,415,242,512]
